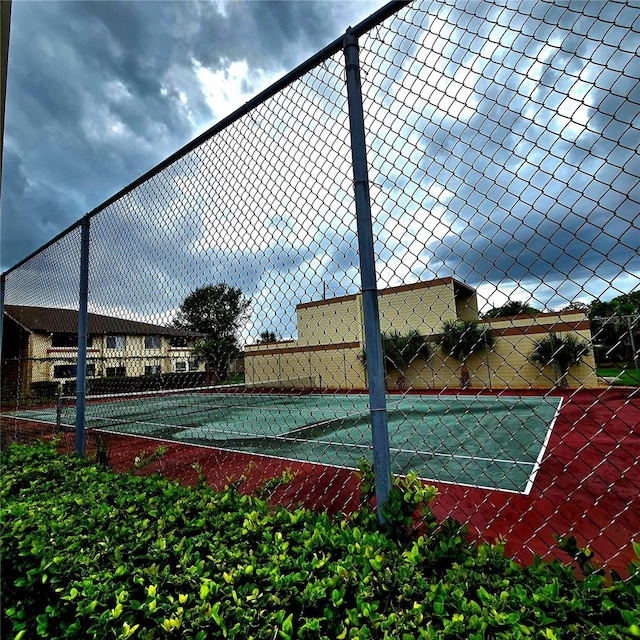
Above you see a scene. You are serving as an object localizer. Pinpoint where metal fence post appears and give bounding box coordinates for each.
[343,29,392,524]
[0,273,5,360]
[76,216,90,456]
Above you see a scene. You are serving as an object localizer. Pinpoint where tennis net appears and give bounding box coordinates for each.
[56,385,371,444]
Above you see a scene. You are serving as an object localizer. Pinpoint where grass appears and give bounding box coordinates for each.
[597,366,640,386]
[222,372,245,385]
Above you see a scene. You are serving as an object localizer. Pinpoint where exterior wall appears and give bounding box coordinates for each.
[30,333,54,384]
[378,281,460,335]
[17,332,202,390]
[245,342,366,390]
[483,313,598,390]
[0,321,29,400]
[297,295,363,347]
[383,312,597,390]
[244,282,598,392]
[455,287,478,321]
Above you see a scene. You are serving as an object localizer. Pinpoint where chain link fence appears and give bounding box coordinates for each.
[2,0,638,574]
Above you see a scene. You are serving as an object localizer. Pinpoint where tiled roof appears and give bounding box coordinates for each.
[4,305,202,337]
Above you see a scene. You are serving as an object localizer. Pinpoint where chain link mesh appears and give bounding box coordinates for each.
[2,228,82,451]
[2,0,638,573]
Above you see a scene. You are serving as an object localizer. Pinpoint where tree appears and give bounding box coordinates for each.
[360,330,430,390]
[483,300,541,319]
[561,301,590,313]
[191,337,241,384]
[257,330,279,343]
[174,284,250,383]
[589,291,640,365]
[435,320,495,388]
[528,333,592,389]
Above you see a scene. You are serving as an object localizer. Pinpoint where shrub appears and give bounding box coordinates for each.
[29,381,60,399]
[1,442,638,639]
[360,330,430,389]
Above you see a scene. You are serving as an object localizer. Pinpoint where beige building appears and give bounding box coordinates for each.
[1,305,203,398]
[245,277,598,391]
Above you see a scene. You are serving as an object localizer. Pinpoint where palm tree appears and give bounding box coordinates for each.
[360,330,431,390]
[435,320,495,388]
[529,333,592,389]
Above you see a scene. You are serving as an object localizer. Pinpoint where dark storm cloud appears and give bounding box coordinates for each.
[366,0,639,305]
[1,0,383,271]
[3,0,638,326]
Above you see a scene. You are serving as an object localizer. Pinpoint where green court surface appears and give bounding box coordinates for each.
[9,392,562,494]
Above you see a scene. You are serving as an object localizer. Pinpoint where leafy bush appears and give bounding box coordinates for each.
[30,381,60,399]
[1,442,638,639]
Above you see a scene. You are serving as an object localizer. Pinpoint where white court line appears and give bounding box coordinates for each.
[5,395,560,495]
[93,426,529,496]
[524,396,564,495]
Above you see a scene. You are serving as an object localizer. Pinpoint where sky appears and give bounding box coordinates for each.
[1,0,639,340]
[1,0,386,272]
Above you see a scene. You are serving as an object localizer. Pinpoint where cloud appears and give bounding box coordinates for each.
[1,0,383,270]
[360,0,639,307]
[3,0,638,342]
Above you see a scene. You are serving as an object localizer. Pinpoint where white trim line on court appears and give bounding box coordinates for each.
[523,396,563,495]
[90,427,363,475]
[89,427,526,494]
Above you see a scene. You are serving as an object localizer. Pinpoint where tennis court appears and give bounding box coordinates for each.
[8,390,562,494]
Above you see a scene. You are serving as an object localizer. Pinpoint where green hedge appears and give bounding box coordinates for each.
[1,443,638,639]
[30,381,60,398]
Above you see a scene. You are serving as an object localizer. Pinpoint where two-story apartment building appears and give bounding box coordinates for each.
[245,277,598,391]
[1,305,203,398]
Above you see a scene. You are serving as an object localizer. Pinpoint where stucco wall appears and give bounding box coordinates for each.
[244,283,598,391]
[378,283,458,335]
[245,343,365,390]
[21,332,202,387]
[297,295,363,347]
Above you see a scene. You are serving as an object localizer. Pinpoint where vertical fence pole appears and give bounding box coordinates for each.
[343,29,392,523]
[0,273,5,361]
[75,216,90,456]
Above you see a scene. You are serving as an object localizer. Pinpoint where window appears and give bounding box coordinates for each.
[169,336,188,348]
[51,334,76,348]
[51,334,93,348]
[54,364,95,378]
[53,365,77,378]
[145,365,162,375]
[106,336,126,350]
[106,366,126,377]
[145,335,162,350]
[174,360,198,373]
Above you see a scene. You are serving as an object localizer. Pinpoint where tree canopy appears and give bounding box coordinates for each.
[589,291,640,320]
[588,291,640,364]
[257,330,279,344]
[435,320,495,362]
[174,284,250,339]
[528,334,592,388]
[174,284,250,382]
[483,300,541,319]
